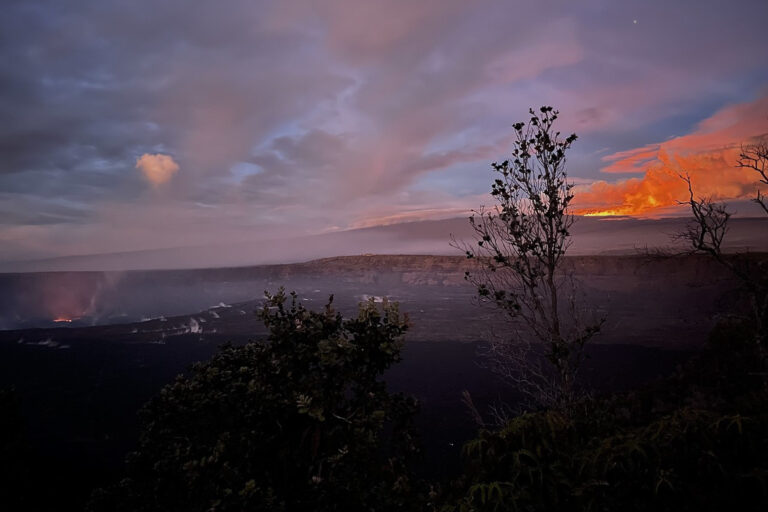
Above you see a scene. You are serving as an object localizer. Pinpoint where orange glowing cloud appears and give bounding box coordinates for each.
[575,94,768,216]
[136,153,180,186]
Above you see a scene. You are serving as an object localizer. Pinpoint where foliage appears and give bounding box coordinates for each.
[88,289,421,512]
[442,321,768,511]
[455,106,602,411]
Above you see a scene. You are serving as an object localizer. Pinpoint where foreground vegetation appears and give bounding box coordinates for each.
[73,289,766,512]
[88,289,421,512]
[2,282,765,511]
[442,319,768,511]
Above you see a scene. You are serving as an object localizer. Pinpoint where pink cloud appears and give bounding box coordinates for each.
[136,153,180,186]
[600,144,661,173]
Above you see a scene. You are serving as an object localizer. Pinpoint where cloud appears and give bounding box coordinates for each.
[599,144,661,174]
[349,207,474,230]
[136,153,180,186]
[1,0,767,263]
[575,94,768,216]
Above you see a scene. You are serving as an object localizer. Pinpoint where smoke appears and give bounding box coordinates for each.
[136,153,180,186]
[38,271,125,324]
[574,94,768,216]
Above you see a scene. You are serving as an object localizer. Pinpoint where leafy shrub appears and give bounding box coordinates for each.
[444,321,768,511]
[89,289,421,512]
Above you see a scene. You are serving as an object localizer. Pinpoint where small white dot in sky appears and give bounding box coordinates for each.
[633,19,638,24]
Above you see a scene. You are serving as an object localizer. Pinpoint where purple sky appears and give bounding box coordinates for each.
[1,0,767,263]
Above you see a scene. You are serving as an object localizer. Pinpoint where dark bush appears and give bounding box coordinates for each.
[89,289,421,512]
[444,320,768,511]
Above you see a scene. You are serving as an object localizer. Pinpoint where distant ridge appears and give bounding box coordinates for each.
[1,216,765,273]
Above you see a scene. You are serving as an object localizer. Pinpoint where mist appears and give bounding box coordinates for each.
[1,215,765,273]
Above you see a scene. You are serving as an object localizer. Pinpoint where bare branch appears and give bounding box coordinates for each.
[674,173,731,261]
[737,142,768,215]
[674,141,768,346]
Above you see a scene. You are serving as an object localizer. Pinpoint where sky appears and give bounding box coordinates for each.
[1,0,767,263]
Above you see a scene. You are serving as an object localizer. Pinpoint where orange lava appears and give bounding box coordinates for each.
[580,209,635,217]
[572,94,768,217]
[574,148,761,217]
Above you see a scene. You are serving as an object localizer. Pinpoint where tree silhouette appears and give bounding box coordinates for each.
[454,106,602,412]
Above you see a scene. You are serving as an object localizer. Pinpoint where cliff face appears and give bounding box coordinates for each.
[276,253,739,287]
[291,255,475,286]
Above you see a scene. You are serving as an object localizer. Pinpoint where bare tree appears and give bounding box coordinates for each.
[737,142,768,215]
[676,174,732,261]
[453,107,603,412]
[677,142,768,345]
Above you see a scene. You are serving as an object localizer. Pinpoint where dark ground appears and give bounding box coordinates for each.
[0,254,741,510]
[0,333,690,511]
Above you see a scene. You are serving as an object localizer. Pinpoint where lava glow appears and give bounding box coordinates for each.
[572,94,768,217]
[574,146,764,217]
[581,208,634,217]
[53,317,75,323]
